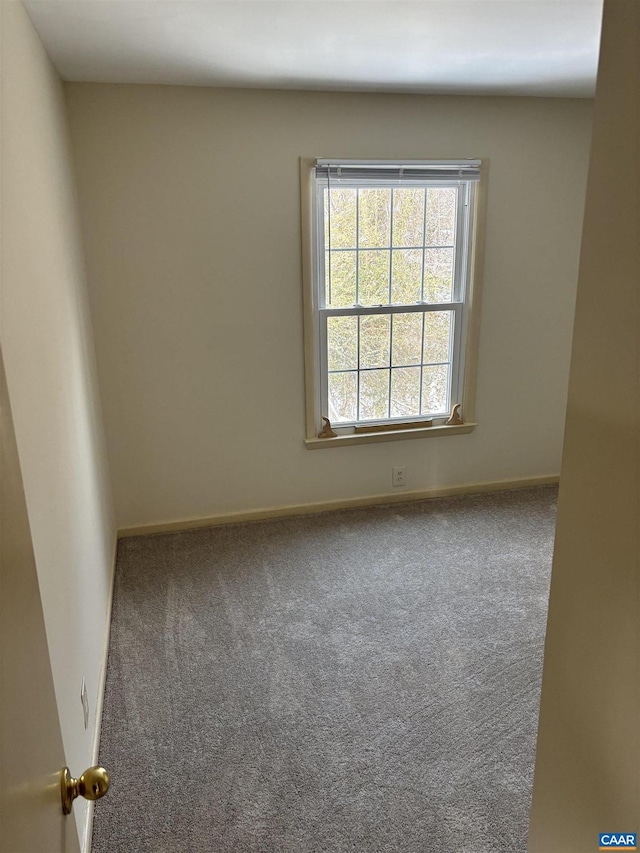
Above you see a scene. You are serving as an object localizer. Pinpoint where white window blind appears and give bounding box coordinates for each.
[315,159,481,184]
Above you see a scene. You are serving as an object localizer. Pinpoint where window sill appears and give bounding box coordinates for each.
[305,422,477,449]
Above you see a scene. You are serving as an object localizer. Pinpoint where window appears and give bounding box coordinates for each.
[301,159,484,447]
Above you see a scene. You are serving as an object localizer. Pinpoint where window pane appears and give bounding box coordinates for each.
[326,187,357,249]
[359,188,391,248]
[426,187,457,246]
[358,250,390,305]
[421,364,449,415]
[423,311,452,364]
[392,188,425,247]
[391,249,422,304]
[327,316,357,371]
[326,250,356,307]
[360,369,389,420]
[392,313,422,366]
[424,247,454,303]
[390,367,421,418]
[328,371,357,423]
[360,314,390,368]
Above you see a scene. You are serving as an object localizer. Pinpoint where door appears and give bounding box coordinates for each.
[0,343,80,853]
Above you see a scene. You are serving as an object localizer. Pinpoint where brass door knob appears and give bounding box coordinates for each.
[61,765,110,815]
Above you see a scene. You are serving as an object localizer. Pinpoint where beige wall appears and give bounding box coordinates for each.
[66,83,592,530]
[0,3,115,845]
[528,1,639,849]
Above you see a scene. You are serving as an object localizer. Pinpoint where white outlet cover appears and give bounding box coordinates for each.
[392,467,406,487]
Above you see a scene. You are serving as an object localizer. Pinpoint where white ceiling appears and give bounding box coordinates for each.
[24,1,603,98]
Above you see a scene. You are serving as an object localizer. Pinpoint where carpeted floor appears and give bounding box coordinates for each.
[93,486,557,853]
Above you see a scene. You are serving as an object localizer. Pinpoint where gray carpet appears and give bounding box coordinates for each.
[93,486,557,853]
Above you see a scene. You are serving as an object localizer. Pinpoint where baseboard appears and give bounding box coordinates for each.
[118,475,560,539]
[82,531,118,853]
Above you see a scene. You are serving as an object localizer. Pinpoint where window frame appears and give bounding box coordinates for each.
[300,158,486,448]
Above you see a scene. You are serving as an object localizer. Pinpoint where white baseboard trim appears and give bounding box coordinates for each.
[82,531,118,853]
[118,475,560,539]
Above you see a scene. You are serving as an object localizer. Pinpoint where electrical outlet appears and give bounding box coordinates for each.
[80,678,89,730]
[392,466,406,488]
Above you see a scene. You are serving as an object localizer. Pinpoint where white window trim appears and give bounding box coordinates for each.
[300,157,487,448]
